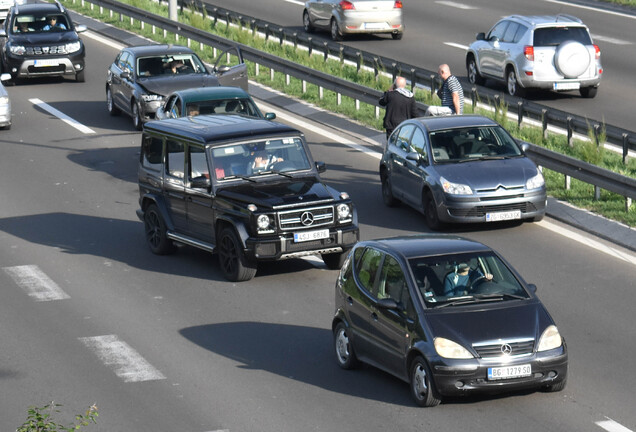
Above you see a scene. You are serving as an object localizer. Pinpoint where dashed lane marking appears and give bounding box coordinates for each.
[435,1,478,9]
[3,265,70,301]
[596,418,633,432]
[29,98,95,134]
[79,335,166,383]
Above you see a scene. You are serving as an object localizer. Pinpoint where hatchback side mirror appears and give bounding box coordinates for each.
[315,161,326,173]
[406,151,422,164]
[377,298,399,310]
[476,32,485,41]
[120,70,130,80]
[527,284,537,293]
[265,112,276,120]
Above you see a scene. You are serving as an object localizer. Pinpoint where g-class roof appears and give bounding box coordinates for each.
[143,114,300,145]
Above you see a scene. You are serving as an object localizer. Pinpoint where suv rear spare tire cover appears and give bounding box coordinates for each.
[555,41,590,78]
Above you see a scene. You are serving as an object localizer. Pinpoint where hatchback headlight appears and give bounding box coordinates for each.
[9,44,26,55]
[337,203,351,222]
[65,41,82,53]
[434,337,473,359]
[440,176,472,195]
[141,94,163,102]
[526,172,545,189]
[538,325,562,352]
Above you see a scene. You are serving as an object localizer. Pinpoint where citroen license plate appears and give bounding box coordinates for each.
[486,210,521,222]
[488,364,531,380]
[293,229,329,243]
[34,59,61,67]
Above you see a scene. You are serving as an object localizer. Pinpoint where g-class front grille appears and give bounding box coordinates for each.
[278,205,334,230]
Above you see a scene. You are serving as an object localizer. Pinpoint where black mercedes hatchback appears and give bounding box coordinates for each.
[332,235,567,406]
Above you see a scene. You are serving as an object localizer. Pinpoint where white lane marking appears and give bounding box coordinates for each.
[435,1,477,9]
[444,42,468,50]
[284,0,304,5]
[3,265,70,301]
[79,335,166,382]
[29,98,95,134]
[591,34,632,45]
[596,418,633,432]
[537,220,636,267]
[82,29,125,50]
[257,101,382,160]
[544,0,636,20]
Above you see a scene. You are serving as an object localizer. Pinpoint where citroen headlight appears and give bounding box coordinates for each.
[434,337,473,359]
[141,94,163,102]
[526,172,545,190]
[9,44,26,55]
[337,203,351,222]
[537,325,562,352]
[440,176,472,195]
[65,41,82,53]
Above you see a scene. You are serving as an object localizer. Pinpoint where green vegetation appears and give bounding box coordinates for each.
[60,0,636,226]
[16,402,98,432]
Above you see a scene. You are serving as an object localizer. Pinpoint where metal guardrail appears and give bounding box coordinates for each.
[74,0,635,208]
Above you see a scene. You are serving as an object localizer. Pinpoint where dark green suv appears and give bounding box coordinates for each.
[137,114,359,281]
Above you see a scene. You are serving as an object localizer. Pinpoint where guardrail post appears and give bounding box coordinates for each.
[302,80,306,93]
[130,16,133,27]
[375,106,380,119]
[251,19,256,37]
[410,68,416,93]
[279,28,284,46]
[430,75,436,98]
[337,93,341,106]
[594,186,601,201]
[391,63,397,84]
[286,74,290,86]
[356,99,360,111]
[493,94,500,120]
[141,21,144,30]
[212,8,218,28]
[323,42,329,62]
[357,53,362,72]
[339,47,345,66]
[213,47,217,58]
[119,12,122,22]
[319,86,323,100]
[565,175,571,190]
[255,63,259,76]
[264,24,269,41]
[293,32,298,50]
[471,87,477,111]
[152,25,155,34]
[623,133,629,164]
[270,68,274,81]
[110,9,113,18]
[373,57,379,80]
[517,101,523,129]
[99,5,102,14]
[594,124,601,147]
[308,37,313,57]
[627,198,633,212]
[567,117,573,147]
[163,28,167,38]
[542,109,548,141]
[225,11,231,33]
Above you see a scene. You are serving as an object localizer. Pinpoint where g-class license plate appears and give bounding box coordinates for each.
[34,59,61,67]
[554,82,580,90]
[488,364,531,380]
[486,210,521,222]
[294,229,329,243]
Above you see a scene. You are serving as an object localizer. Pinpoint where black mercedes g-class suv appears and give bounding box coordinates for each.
[137,114,359,281]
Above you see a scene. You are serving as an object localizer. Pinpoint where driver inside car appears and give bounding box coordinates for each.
[249,150,283,173]
[443,262,492,297]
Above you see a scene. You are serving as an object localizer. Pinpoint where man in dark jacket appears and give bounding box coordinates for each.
[379,76,419,139]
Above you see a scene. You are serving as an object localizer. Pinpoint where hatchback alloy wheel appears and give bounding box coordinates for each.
[410,356,440,407]
[334,323,358,369]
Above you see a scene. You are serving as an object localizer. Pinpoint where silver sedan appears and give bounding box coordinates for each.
[303,0,403,41]
[0,73,12,130]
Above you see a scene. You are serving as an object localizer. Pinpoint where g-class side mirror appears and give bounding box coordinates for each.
[315,161,326,173]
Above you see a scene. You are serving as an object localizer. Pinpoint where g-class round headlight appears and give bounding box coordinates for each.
[257,214,271,230]
[337,203,350,220]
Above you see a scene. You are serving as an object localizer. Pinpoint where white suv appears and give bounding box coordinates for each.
[466,14,602,98]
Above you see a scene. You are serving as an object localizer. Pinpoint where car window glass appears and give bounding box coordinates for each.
[502,22,519,43]
[141,135,163,170]
[377,255,407,302]
[166,139,185,179]
[431,126,522,161]
[355,248,383,294]
[188,146,209,183]
[117,52,129,71]
[396,124,415,152]
[215,46,241,69]
[410,127,427,160]
[488,20,509,41]
[533,26,592,46]
[513,24,528,43]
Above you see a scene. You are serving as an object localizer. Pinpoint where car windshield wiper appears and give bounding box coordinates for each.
[254,170,294,178]
[435,296,479,308]
[222,174,256,182]
[474,293,527,301]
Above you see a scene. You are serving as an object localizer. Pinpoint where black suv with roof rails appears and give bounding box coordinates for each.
[137,114,360,282]
[0,0,86,82]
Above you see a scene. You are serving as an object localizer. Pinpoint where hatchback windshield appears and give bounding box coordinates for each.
[429,126,522,163]
[409,251,530,307]
[137,54,207,77]
[211,137,312,180]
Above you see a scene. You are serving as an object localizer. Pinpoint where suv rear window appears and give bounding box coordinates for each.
[532,27,592,46]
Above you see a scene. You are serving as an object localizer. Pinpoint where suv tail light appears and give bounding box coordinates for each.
[340,0,355,10]
[524,46,534,61]
[594,44,600,60]
[394,0,403,8]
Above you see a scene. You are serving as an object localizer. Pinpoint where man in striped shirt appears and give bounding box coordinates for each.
[425,64,464,116]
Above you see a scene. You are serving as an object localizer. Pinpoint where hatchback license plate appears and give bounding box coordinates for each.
[364,22,388,30]
[294,229,329,243]
[554,82,580,90]
[486,210,521,222]
[34,59,61,67]
[488,364,531,380]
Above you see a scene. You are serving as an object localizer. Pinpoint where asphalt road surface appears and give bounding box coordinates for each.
[0,30,635,432]
[204,0,636,131]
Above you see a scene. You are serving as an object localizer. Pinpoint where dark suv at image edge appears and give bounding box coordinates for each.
[0,1,86,82]
[137,114,360,281]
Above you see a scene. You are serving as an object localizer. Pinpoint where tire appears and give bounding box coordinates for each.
[580,86,598,98]
[217,227,257,282]
[392,32,403,40]
[467,56,485,86]
[410,356,441,407]
[106,87,121,116]
[381,172,399,207]
[423,191,442,230]
[506,68,525,97]
[330,18,342,41]
[75,69,85,82]
[334,322,359,369]
[144,204,176,255]
[132,100,143,130]
[303,10,314,33]
[543,378,567,392]
[322,250,348,270]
